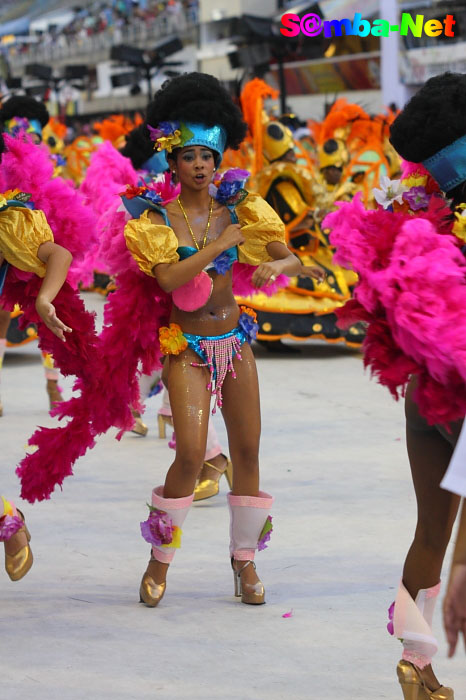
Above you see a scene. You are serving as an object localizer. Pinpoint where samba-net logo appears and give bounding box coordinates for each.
[280,12,456,38]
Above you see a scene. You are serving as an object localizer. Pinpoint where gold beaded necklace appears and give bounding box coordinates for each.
[177,196,214,251]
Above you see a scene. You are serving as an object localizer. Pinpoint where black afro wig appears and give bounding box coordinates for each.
[390,72,466,201]
[0,95,49,128]
[146,72,247,152]
[390,72,466,162]
[120,124,155,170]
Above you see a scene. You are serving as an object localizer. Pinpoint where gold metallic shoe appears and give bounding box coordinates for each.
[139,564,167,608]
[131,409,148,437]
[232,559,265,605]
[157,413,173,439]
[397,660,454,700]
[193,457,233,502]
[4,511,33,582]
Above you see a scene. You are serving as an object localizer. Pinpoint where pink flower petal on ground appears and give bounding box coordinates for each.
[282,609,294,618]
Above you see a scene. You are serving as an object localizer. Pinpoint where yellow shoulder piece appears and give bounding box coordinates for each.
[235,192,286,266]
[0,208,54,277]
[124,209,179,277]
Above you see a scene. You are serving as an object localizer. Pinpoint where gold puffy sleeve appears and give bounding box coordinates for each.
[235,192,286,265]
[0,207,54,277]
[124,209,179,277]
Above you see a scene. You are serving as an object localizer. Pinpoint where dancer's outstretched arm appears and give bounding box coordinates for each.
[251,240,325,287]
[36,241,73,340]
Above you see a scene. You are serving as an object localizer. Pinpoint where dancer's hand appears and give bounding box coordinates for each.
[443,563,466,657]
[35,297,72,341]
[252,261,283,288]
[215,224,245,252]
[299,265,326,284]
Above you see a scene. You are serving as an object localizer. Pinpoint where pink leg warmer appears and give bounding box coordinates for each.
[150,486,193,564]
[228,491,273,561]
[393,580,441,669]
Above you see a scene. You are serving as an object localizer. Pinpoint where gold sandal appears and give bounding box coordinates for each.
[4,510,33,581]
[397,660,454,700]
[193,456,233,501]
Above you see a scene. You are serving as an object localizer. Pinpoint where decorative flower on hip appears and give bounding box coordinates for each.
[402,186,429,211]
[159,323,188,355]
[258,515,273,551]
[238,306,259,341]
[140,508,174,546]
[373,176,408,210]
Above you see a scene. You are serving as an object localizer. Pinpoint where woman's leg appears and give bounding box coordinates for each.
[164,350,212,498]
[220,342,260,496]
[220,343,269,591]
[144,350,211,586]
[399,378,462,689]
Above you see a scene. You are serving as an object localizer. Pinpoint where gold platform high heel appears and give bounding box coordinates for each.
[193,456,233,501]
[157,413,173,439]
[232,559,265,605]
[397,661,454,700]
[139,560,167,608]
[131,409,148,437]
[4,510,33,582]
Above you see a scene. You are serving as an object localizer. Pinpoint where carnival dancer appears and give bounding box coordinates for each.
[325,71,466,699]
[0,127,80,581]
[126,72,319,607]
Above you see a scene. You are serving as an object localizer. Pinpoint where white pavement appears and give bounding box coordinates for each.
[1,293,465,700]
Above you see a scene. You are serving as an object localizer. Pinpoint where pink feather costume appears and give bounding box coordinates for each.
[324,162,466,426]
[76,141,140,283]
[0,136,102,501]
[16,173,289,502]
[0,133,98,288]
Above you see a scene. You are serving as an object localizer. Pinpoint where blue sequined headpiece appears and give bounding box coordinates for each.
[422,135,466,193]
[181,122,227,159]
[148,120,227,166]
